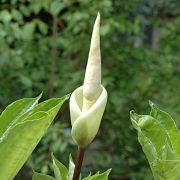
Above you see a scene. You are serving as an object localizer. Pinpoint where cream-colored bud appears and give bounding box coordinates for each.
[83,13,102,111]
[69,13,108,147]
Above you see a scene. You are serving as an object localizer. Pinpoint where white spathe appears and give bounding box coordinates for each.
[69,13,108,147]
[82,12,101,111]
[70,85,107,147]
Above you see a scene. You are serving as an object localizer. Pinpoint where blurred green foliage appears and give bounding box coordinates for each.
[0,0,179,179]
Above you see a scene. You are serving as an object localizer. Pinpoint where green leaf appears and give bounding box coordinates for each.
[37,20,48,35]
[130,112,171,161]
[19,75,32,87]
[19,4,30,16]
[149,101,180,156]
[29,2,42,14]
[152,160,180,180]
[83,169,111,180]
[0,10,12,23]
[11,9,23,22]
[33,155,110,180]
[32,172,54,180]
[49,0,64,15]
[22,22,36,39]
[0,94,41,136]
[0,94,69,179]
[67,154,75,180]
[130,102,180,180]
[52,154,68,180]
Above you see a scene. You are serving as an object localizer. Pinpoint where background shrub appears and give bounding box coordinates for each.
[0,0,179,179]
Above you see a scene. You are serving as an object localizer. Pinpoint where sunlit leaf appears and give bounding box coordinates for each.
[32,172,54,180]
[131,102,180,180]
[83,169,111,180]
[67,154,75,180]
[52,153,68,180]
[0,94,69,179]
[49,1,64,15]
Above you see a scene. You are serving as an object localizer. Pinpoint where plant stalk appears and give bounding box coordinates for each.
[73,147,85,180]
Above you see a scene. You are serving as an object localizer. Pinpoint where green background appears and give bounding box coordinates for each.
[0,0,179,179]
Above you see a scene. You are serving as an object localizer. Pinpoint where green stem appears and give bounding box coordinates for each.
[73,147,85,180]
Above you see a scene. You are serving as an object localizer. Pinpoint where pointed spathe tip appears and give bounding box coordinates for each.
[95,12,100,24]
[82,13,102,111]
[97,12,100,18]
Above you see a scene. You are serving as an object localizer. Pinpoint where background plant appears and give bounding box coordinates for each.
[0,0,179,179]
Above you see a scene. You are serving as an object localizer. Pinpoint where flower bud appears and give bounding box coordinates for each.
[69,13,108,147]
